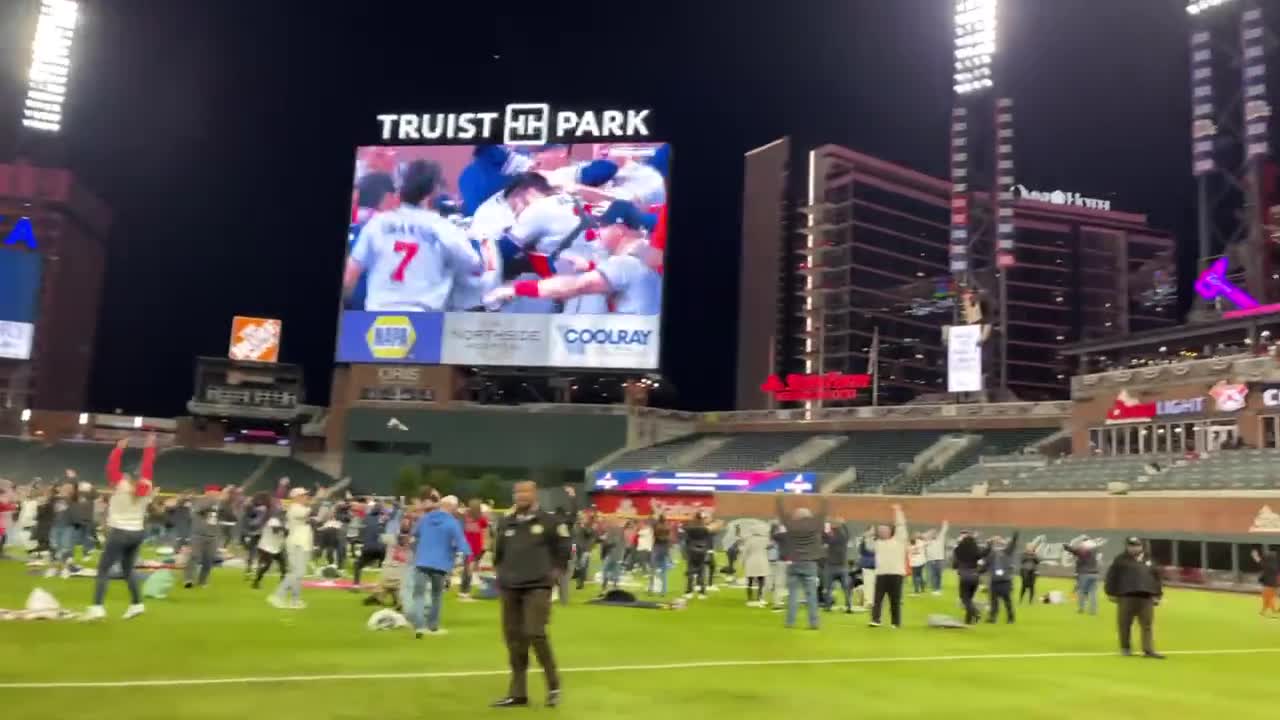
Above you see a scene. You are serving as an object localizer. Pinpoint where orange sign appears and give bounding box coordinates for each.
[228,316,282,363]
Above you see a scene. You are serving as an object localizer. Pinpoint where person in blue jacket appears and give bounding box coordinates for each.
[411,494,471,637]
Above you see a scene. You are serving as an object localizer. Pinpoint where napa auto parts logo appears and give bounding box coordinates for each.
[760,373,870,402]
[376,105,652,145]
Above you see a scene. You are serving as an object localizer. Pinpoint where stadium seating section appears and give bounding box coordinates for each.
[929,448,1280,493]
[604,428,1057,494]
[0,438,336,493]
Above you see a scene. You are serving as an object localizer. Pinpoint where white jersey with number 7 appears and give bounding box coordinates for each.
[350,205,483,312]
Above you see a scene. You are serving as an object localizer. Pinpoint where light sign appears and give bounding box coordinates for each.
[1012,185,1112,211]
[376,105,652,145]
[760,373,870,402]
[23,0,78,134]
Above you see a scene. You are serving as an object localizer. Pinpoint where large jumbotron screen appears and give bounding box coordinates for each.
[335,143,669,370]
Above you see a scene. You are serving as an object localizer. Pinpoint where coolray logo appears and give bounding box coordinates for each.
[1012,185,1112,212]
[375,105,652,145]
[1209,381,1248,412]
[561,328,653,346]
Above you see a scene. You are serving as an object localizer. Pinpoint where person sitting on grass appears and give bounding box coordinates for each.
[84,434,156,622]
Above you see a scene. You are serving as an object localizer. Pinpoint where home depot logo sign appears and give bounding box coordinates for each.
[228,316,282,363]
[1104,382,1247,424]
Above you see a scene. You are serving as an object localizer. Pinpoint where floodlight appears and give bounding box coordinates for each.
[78,412,88,425]
[22,0,79,133]
[954,0,998,95]
[1186,0,1236,15]
[20,409,32,423]
[133,415,143,429]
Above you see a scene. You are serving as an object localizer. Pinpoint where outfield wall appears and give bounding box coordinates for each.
[714,492,1280,541]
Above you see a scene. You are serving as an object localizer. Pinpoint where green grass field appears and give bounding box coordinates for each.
[1,559,1276,719]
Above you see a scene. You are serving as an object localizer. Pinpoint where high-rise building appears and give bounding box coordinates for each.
[0,162,109,411]
[736,142,1177,409]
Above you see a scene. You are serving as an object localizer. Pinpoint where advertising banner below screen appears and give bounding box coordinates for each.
[591,493,716,521]
[336,141,669,370]
[593,470,816,494]
[0,320,34,360]
[337,311,444,364]
[947,323,984,393]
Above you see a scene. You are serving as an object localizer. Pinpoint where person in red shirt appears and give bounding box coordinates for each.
[459,499,489,601]
[84,435,156,621]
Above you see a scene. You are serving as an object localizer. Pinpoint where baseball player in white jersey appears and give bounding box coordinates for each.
[447,192,508,311]
[484,200,661,315]
[343,160,483,312]
[503,173,608,315]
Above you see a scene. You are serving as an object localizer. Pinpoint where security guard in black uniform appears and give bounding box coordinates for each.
[1104,537,1166,659]
[491,481,571,708]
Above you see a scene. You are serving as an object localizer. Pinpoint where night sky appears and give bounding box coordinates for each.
[26,1,1200,416]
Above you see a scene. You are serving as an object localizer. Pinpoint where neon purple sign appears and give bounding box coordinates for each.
[1195,257,1259,310]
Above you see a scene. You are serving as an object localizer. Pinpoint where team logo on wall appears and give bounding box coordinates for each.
[1250,506,1280,533]
[1209,381,1248,412]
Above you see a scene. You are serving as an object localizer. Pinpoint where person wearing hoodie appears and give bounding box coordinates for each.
[869,505,908,629]
[682,514,714,600]
[984,531,1019,624]
[185,484,223,589]
[1064,537,1102,616]
[924,521,950,596]
[822,518,853,613]
[411,494,471,637]
[740,524,770,607]
[83,435,155,621]
[648,514,672,596]
[952,529,983,625]
[1019,541,1041,605]
[353,500,391,587]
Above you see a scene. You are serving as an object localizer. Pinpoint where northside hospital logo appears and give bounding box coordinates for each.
[376,105,652,145]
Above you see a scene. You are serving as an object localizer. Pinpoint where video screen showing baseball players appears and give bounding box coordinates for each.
[342,143,669,317]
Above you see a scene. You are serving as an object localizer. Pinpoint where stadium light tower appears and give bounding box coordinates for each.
[950,0,1016,394]
[1185,0,1276,315]
[22,0,79,134]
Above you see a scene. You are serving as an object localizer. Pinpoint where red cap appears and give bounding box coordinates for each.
[204,484,222,494]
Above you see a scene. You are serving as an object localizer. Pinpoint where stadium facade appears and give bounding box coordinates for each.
[736,141,1179,410]
[0,162,109,412]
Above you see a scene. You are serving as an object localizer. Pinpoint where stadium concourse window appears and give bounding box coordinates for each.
[1175,540,1204,569]
[352,440,432,455]
[1205,542,1233,572]
[1148,539,1174,567]
[1262,415,1279,448]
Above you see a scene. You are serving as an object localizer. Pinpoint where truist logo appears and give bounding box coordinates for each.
[376,105,652,145]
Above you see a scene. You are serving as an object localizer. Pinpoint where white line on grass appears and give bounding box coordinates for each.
[2,648,1277,690]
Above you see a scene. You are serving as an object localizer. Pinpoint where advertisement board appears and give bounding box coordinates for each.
[335,141,669,369]
[0,248,42,360]
[228,316,283,363]
[946,323,984,393]
[592,470,815,494]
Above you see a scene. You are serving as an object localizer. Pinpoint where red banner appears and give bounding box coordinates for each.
[760,372,870,401]
[591,493,715,521]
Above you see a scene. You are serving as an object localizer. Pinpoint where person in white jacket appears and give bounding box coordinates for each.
[740,525,771,607]
[869,504,908,629]
[924,521,950,596]
[908,534,928,596]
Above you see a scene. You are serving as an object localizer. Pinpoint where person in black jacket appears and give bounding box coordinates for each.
[1019,541,1040,605]
[491,481,571,709]
[984,532,1019,624]
[1104,537,1165,659]
[683,514,713,599]
[952,530,982,624]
